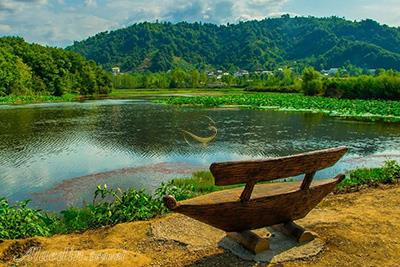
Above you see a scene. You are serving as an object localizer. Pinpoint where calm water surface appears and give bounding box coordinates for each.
[0,99,399,210]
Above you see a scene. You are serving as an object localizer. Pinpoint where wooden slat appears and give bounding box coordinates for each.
[210,146,347,186]
[300,171,316,190]
[179,178,338,206]
[239,181,256,202]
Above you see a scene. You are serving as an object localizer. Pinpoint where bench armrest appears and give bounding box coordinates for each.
[240,181,256,202]
[163,195,179,210]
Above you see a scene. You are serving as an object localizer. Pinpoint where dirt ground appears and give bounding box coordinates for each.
[1,185,399,267]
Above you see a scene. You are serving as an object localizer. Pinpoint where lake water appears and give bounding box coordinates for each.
[1,99,399,211]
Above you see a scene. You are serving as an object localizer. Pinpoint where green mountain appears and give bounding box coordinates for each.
[0,37,112,96]
[67,16,400,72]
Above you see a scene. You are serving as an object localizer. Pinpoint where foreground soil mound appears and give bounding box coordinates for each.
[1,185,399,266]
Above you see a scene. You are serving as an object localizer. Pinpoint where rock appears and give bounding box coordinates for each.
[151,214,325,263]
[219,227,324,263]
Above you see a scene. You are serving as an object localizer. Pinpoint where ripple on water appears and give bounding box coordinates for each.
[0,100,399,210]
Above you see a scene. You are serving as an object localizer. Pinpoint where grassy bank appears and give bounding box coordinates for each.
[0,94,78,105]
[158,93,400,123]
[1,161,399,240]
[336,160,400,192]
[0,89,243,105]
[108,88,245,98]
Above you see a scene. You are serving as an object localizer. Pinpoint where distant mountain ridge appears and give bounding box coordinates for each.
[67,16,400,72]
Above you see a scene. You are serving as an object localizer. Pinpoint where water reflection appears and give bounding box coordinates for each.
[0,99,399,210]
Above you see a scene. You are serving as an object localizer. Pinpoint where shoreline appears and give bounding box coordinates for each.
[0,94,79,105]
[0,88,238,105]
[0,160,399,242]
[2,90,400,123]
[1,184,399,266]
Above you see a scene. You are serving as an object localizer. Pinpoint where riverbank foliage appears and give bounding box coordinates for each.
[1,161,399,240]
[0,198,55,239]
[302,68,400,100]
[0,94,78,105]
[336,160,400,191]
[112,66,400,101]
[112,67,300,92]
[0,37,112,97]
[158,93,400,122]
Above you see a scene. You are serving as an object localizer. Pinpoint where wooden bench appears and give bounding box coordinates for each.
[163,146,347,253]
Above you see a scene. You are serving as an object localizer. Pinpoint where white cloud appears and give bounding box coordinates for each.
[233,0,289,21]
[0,0,48,12]
[84,0,97,8]
[360,1,400,26]
[0,0,290,46]
[0,24,12,33]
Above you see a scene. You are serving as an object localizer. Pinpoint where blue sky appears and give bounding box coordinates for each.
[0,0,399,47]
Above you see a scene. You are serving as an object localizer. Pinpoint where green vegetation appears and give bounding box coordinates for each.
[337,160,400,191]
[109,88,244,98]
[111,67,299,91]
[302,68,400,100]
[58,185,163,232]
[111,67,399,101]
[158,93,400,122]
[167,171,222,194]
[1,161,399,240]
[0,37,112,97]
[0,94,78,105]
[0,178,210,239]
[0,198,56,239]
[68,16,400,72]
[0,171,242,240]
[302,67,324,96]
[166,171,245,194]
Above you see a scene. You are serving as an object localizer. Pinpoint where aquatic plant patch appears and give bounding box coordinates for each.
[158,93,400,123]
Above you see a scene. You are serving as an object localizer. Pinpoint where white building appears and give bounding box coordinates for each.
[234,70,249,77]
[321,68,339,76]
[112,67,120,75]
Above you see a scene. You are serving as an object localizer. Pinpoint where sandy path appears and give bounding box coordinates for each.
[1,185,399,266]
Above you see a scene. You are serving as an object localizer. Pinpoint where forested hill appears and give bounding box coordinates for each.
[67,16,400,72]
[0,37,112,96]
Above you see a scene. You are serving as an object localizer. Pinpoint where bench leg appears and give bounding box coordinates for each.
[226,230,271,254]
[274,221,316,243]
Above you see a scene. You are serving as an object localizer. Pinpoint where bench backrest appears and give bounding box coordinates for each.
[210,146,348,186]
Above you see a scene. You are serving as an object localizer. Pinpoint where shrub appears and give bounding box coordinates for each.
[302,67,324,96]
[337,160,400,190]
[324,79,343,98]
[60,181,201,232]
[155,182,196,202]
[0,198,56,239]
[322,73,400,100]
[59,207,94,232]
[382,160,400,183]
[66,185,163,230]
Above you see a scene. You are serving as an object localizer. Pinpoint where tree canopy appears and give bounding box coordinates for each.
[0,37,112,96]
[68,16,400,72]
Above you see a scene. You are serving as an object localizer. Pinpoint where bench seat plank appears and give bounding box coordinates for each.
[166,176,344,232]
[179,179,336,206]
